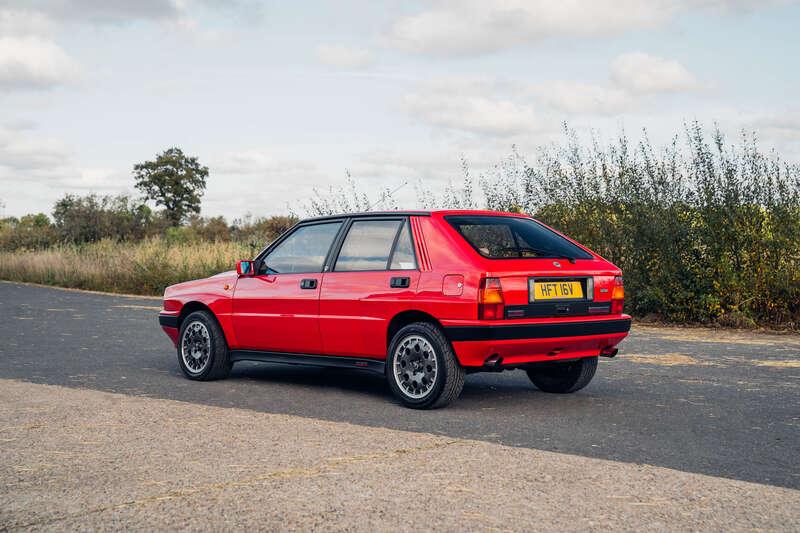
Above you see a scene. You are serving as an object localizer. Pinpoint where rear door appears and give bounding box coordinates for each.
[319,217,419,357]
[232,221,343,353]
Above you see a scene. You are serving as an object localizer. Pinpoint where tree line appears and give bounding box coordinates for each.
[1,122,798,328]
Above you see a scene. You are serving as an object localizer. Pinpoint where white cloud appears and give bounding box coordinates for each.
[403,79,540,137]
[0,36,80,91]
[388,0,676,56]
[0,8,54,35]
[0,125,71,171]
[1,0,181,25]
[388,0,794,57]
[315,44,374,70]
[531,81,632,114]
[611,52,701,94]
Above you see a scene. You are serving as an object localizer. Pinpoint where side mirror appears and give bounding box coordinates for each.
[236,259,253,276]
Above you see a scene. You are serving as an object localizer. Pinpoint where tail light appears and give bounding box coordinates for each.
[611,276,625,314]
[478,277,505,320]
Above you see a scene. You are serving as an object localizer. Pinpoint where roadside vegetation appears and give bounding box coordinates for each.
[1,123,798,329]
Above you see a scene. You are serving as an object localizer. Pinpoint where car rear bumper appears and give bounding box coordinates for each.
[443,316,631,367]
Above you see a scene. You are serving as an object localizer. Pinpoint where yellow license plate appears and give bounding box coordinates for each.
[532,281,584,300]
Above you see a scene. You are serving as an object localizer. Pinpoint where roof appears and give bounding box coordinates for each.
[300,209,530,223]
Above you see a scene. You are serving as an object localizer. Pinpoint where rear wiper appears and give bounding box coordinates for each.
[501,246,576,263]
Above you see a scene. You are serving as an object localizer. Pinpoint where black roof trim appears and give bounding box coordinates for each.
[300,211,431,223]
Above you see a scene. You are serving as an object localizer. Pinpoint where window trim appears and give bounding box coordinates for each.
[255,219,346,275]
[443,215,593,261]
[329,216,419,273]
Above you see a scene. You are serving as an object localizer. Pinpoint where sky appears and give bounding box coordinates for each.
[0,0,798,219]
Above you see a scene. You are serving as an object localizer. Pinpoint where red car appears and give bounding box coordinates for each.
[159,210,630,408]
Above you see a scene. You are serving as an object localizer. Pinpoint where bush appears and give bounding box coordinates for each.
[467,123,800,328]
[0,214,58,250]
[52,194,155,244]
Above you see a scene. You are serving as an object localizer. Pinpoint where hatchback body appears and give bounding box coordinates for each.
[159,210,630,408]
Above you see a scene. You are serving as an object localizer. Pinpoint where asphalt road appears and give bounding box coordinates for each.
[1,281,798,490]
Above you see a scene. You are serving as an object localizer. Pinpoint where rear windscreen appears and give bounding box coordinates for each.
[445,215,593,260]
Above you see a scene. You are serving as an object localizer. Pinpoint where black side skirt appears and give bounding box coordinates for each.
[445,318,632,342]
[229,350,386,374]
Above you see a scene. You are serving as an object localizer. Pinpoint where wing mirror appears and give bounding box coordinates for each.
[236,259,254,276]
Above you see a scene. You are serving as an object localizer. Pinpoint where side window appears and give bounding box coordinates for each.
[389,222,417,270]
[335,220,402,271]
[262,222,341,274]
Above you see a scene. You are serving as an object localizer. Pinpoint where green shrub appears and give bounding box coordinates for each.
[468,123,800,328]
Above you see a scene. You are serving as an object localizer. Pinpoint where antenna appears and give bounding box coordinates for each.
[365,180,407,211]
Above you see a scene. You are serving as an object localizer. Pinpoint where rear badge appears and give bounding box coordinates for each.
[553,261,562,268]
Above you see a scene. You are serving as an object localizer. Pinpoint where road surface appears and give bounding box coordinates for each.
[1,281,798,529]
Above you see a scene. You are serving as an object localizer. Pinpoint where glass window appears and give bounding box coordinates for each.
[335,220,402,271]
[446,215,593,260]
[389,222,417,270]
[262,222,341,274]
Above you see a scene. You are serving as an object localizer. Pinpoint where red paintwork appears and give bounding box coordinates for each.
[159,210,630,368]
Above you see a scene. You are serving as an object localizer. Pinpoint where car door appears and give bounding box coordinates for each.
[319,217,420,358]
[232,220,343,353]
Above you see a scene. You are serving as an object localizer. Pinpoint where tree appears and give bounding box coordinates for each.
[133,147,208,226]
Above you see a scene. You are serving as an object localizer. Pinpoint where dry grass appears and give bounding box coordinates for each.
[0,238,250,296]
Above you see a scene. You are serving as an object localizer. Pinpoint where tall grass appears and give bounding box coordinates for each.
[0,238,250,296]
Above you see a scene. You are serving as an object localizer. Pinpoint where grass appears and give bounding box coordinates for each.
[0,238,251,296]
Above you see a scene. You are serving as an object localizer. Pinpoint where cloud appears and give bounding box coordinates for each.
[0,36,80,91]
[0,8,54,35]
[531,81,632,115]
[0,125,71,172]
[388,0,676,56]
[611,52,701,94]
[403,79,540,137]
[316,44,374,70]
[387,0,793,57]
[1,0,181,25]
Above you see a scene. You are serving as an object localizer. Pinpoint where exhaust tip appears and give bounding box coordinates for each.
[483,354,504,370]
[600,347,618,358]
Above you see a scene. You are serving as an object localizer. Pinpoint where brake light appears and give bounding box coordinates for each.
[479,277,505,320]
[611,276,625,314]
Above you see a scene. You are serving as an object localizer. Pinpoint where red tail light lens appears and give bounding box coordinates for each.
[611,276,625,314]
[478,277,505,320]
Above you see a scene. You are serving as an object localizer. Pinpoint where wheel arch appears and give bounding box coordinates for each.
[386,310,445,348]
[177,302,232,349]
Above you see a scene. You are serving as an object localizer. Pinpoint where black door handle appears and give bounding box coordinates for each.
[390,276,410,288]
[300,278,317,289]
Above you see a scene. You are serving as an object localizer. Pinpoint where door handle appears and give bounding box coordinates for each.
[300,278,317,289]
[390,276,410,288]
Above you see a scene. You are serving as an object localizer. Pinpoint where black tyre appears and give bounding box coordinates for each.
[177,310,232,381]
[526,356,598,393]
[386,322,465,409]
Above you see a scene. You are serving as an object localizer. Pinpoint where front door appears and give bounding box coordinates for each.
[319,218,419,357]
[232,221,343,353]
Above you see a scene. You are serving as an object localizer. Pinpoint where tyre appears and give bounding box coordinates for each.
[386,322,465,409]
[177,310,232,381]
[526,356,598,393]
